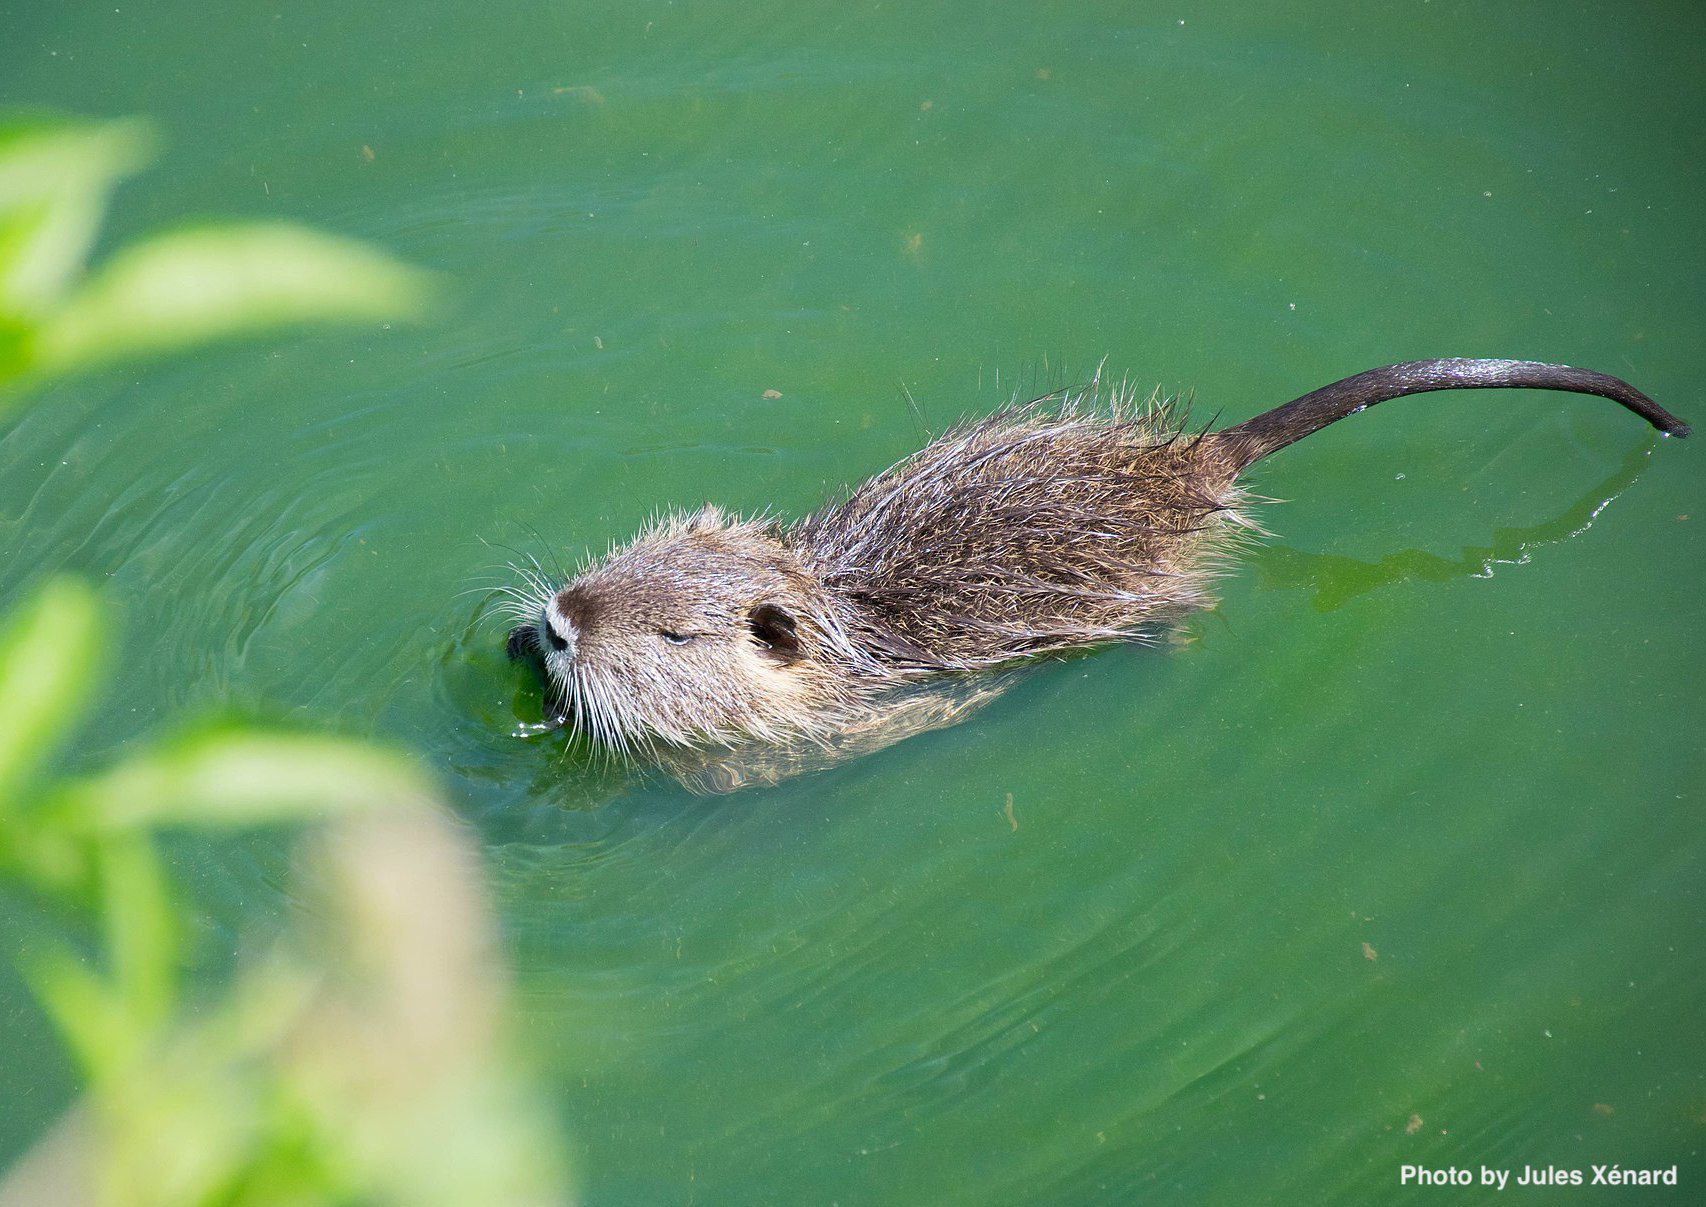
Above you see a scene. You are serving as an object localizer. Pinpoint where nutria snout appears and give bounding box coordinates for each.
[502,358,1687,759]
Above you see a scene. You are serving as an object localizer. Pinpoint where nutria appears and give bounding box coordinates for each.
[503,358,1686,758]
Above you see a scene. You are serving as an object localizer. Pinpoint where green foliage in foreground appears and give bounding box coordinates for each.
[0,115,430,401]
[0,117,570,1206]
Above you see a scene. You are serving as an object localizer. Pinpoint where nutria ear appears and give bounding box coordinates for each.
[747,602,802,663]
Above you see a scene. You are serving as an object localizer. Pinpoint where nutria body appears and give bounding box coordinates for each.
[505,359,1686,756]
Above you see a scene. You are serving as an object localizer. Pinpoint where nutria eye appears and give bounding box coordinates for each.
[659,630,693,645]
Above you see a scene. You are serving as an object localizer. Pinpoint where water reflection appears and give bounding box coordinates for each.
[1250,443,1656,612]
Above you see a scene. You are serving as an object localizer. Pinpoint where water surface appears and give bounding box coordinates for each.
[3,1,1703,1201]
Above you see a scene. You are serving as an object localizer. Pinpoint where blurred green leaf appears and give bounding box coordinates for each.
[25,946,139,1076]
[0,822,93,896]
[96,1055,270,1207]
[286,811,572,1207]
[0,117,155,316]
[50,730,438,831]
[0,577,101,808]
[98,835,179,1036]
[31,223,432,376]
[0,315,30,383]
[0,110,571,1207]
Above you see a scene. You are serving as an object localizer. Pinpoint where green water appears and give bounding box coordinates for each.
[4,1,1703,1201]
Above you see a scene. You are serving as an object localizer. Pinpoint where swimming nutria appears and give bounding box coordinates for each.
[504,359,1686,756]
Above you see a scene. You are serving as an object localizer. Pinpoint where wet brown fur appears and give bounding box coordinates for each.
[505,359,1686,755]
[793,388,1254,672]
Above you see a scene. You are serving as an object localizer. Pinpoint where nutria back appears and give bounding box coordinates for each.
[791,389,1252,671]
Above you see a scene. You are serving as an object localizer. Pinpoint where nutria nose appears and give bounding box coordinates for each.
[541,607,569,652]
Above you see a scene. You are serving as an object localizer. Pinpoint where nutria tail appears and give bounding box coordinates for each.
[1219,358,1690,469]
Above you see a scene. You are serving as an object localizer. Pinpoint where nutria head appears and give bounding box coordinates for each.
[506,507,853,751]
